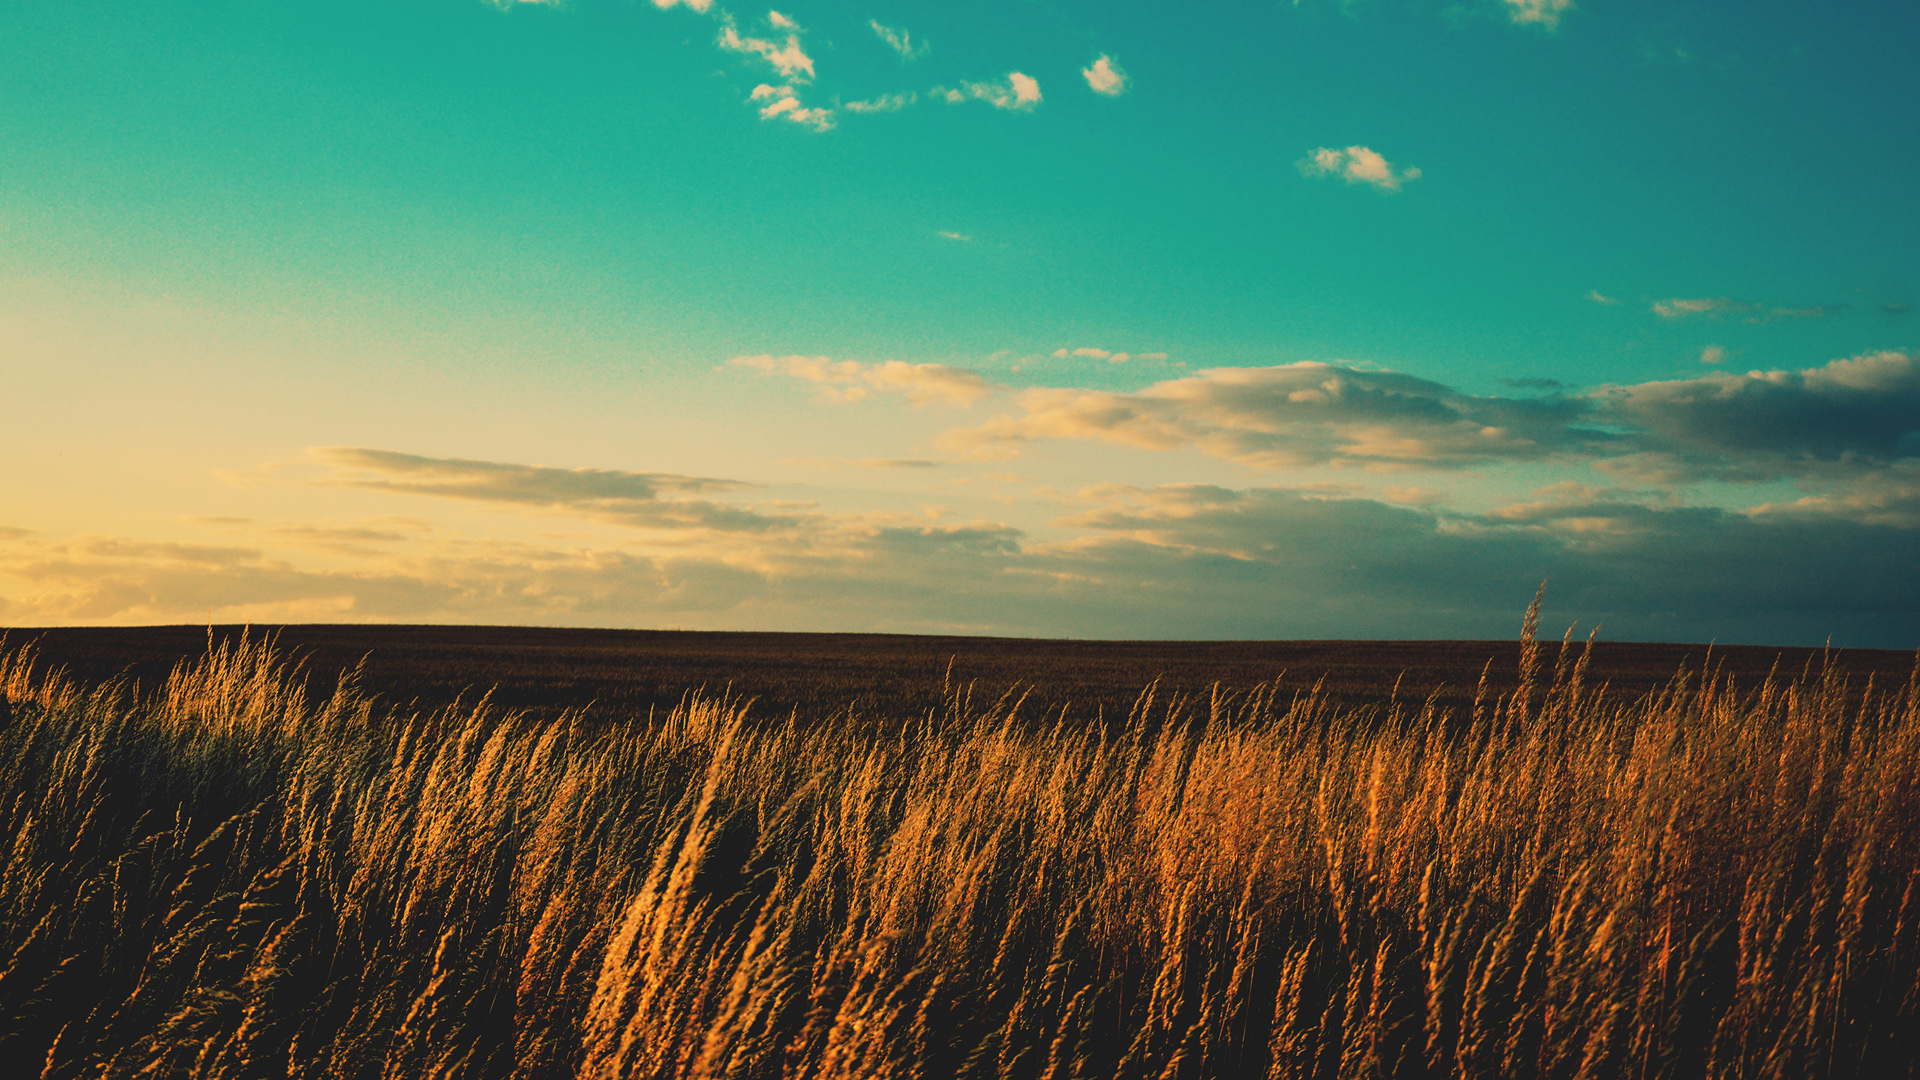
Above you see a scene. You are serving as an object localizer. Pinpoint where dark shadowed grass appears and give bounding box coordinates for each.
[0,612,1916,1078]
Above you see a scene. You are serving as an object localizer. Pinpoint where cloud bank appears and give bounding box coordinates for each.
[6,456,1914,644]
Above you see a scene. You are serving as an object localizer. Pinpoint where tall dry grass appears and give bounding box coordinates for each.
[0,614,1915,1079]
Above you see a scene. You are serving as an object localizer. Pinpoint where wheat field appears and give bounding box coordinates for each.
[1,610,1916,1078]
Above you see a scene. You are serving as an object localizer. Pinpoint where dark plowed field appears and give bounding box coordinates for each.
[6,624,1914,725]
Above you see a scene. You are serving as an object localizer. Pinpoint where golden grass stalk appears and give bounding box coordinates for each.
[0,627,1913,1078]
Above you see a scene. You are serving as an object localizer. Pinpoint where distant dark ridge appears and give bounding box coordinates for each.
[6,624,1913,725]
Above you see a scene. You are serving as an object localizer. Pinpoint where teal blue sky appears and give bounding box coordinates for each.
[4,0,1917,644]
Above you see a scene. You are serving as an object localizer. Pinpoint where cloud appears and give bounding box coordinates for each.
[869,20,928,60]
[1652,297,1838,324]
[731,355,1001,407]
[1699,345,1727,365]
[845,91,917,114]
[649,0,713,11]
[1501,0,1573,28]
[1042,482,1918,644]
[1746,462,1920,530]
[1049,347,1160,363]
[937,230,972,241]
[1585,290,1621,306]
[1652,297,1748,319]
[1297,146,1422,192]
[10,469,1914,643]
[767,9,798,30]
[749,84,834,131]
[1082,55,1129,96]
[937,73,1042,111]
[1597,350,1920,479]
[947,361,1598,469]
[719,25,816,80]
[309,448,783,533]
[944,351,1920,483]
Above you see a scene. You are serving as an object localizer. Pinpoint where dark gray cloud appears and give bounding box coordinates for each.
[1600,350,1920,479]
[948,352,1920,483]
[1032,484,1920,645]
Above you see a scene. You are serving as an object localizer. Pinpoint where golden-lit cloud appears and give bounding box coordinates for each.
[936,73,1042,111]
[749,84,834,130]
[1501,0,1574,29]
[1050,346,1140,363]
[310,448,782,533]
[946,362,1594,469]
[1082,55,1129,96]
[6,441,1917,641]
[1297,146,1422,192]
[719,24,815,80]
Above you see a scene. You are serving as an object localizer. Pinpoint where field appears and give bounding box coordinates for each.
[0,616,1916,1078]
[14,623,1916,725]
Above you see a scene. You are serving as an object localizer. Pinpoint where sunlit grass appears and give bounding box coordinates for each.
[0,607,1915,1078]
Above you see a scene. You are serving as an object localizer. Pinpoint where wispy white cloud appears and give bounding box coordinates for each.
[937,72,1042,111]
[1501,0,1573,29]
[869,20,929,61]
[1698,345,1727,365]
[1050,347,1138,363]
[767,9,798,30]
[1585,290,1621,306]
[749,84,834,130]
[1082,55,1129,96]
[937,230,972,241]
[719,24,816,80]
[1652,297,1838,323]
[1652,297,1745,319]
[1297,145,1422,192]
[732,354,1001,406]
[649,0,714,11]
[844,91,917,114]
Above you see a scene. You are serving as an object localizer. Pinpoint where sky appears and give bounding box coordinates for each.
[2,0,1917,646]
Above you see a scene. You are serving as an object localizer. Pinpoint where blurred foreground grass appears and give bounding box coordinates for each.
[1,610,1916,1078]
